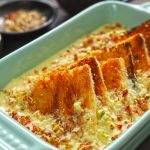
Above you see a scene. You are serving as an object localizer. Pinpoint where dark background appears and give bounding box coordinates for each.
[0,0,150,149]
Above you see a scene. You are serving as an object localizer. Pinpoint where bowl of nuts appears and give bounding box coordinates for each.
[0,0,56,37]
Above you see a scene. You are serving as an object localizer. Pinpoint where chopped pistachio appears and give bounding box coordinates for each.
[97,110,105,119]
[73,101,83,113]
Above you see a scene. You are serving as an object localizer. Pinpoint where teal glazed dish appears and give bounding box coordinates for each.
[0,1,150,150]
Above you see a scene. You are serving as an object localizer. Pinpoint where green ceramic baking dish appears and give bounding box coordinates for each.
[0,1,150,150]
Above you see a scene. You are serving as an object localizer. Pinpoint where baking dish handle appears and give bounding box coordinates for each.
[139,2,150,12]
[0,110,58,150]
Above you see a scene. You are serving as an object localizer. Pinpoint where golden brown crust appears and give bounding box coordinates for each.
[55,57,108,105]
[91,42,134,78]
[30,65,97,116]
[127,20,150,53]
[116,33,150,72]
[127,34,150,71]
[70,64,97,110]
[30,73,57,114]
[91,32,150,76]
[69,57,107,105]
[102,58,128,90]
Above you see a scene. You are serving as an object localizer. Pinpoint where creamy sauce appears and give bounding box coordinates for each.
[0,23,150,150]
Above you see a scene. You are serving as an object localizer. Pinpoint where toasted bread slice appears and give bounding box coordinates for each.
[117,20,150,53]
[69,57,107,105]
[91,42,134,79]
[102,58,129,90]
[127,20,150,52]
[29,72,58,114]
[29,64,97,116]
[91,30,150,75]
[125,34,150,71]
[57,65,97,136]
[70,64,97,110]
[56,64,97,116]
[56,57,108,105]
[116,33,150,71]
[30,65,98,138]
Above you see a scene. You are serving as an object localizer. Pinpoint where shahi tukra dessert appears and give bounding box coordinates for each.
[0,20,150,150]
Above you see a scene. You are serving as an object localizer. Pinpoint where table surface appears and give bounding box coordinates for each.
[0,0,150,150]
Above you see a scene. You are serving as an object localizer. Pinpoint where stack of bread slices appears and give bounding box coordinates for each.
[26,20,150,141]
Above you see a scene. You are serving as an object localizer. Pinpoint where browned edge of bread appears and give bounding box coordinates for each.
[29,64,97,116]
[90,41,135,79]
[101,58,129,90]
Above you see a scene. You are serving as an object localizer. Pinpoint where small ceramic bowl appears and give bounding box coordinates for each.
[0,0,56,37]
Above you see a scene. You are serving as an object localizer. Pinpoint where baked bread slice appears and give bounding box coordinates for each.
[117,33,150,72]
[91,32,150,78]
[102,58,129,90]
[29,64,97,116]
[126,20,150,52]
[128,34,150,71]
[91,42,134,79]
[56,57,108,105]
[57,64,97,115]
[68,57,107,105]
[116,20,150,57]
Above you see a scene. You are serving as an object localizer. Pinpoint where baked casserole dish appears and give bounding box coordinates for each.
[0,1,150,150]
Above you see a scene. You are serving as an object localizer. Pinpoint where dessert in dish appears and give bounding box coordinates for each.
[0,20,150,150]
